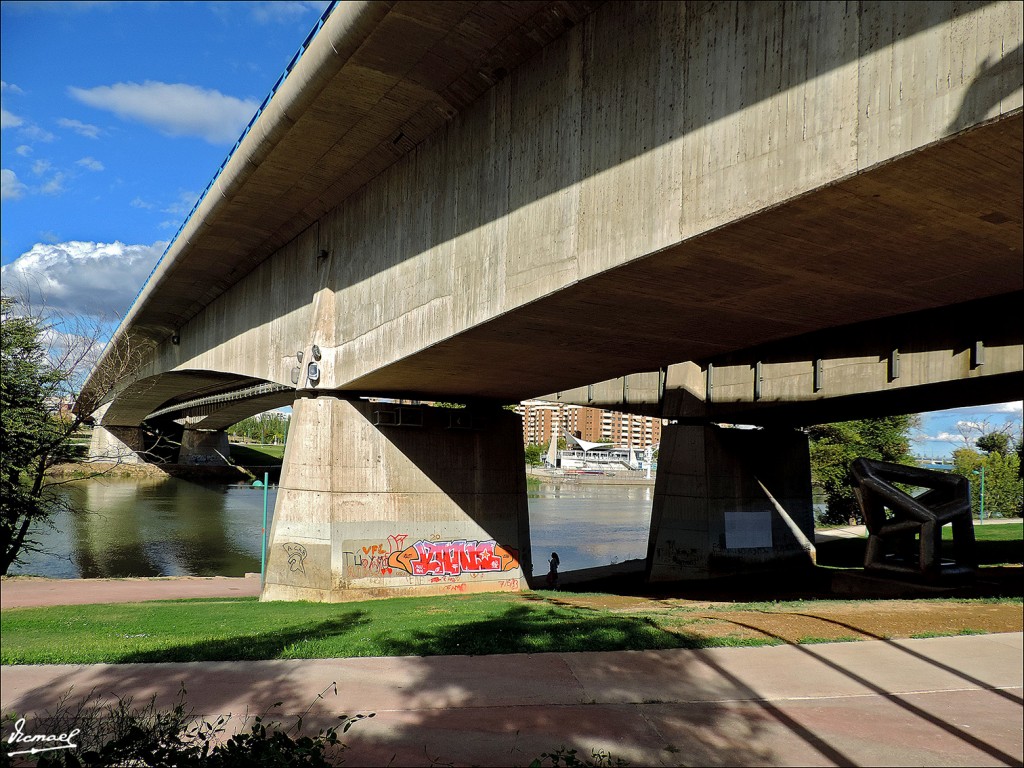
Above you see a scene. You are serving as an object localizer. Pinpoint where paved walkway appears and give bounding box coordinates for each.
[3,525,1022,767]
[2,634,1021,766]
[0,574,262,609]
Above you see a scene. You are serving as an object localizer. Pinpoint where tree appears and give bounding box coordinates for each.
[808,414,918,525]
[227,413,290,445]
[0,295,143,574]
[524,444,544,466]
[976,431,1011,456]
[951,446,1023,518]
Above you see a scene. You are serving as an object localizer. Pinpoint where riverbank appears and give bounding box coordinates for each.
[46,461,280,483]
[527,466,656,485]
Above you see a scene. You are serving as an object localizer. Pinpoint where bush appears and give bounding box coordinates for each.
[1,685,371,768]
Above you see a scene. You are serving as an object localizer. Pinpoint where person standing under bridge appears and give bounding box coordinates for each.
[546,552,560,590]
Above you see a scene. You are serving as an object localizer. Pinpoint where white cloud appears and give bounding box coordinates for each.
[1,107,24,129]
[15,145,32,156]
[0,241,166,320]
[161,189,199,216]
[130,197,154,209]
[19,123,55,142]
[58,117,101,139]
[76,157,105,171]
[925,402,1023,419]
[31,159,52,176]
[2,168,27,200]
[1,81,25,94]
[250,1,328,24]
[987,401,1024,414]
[39,172,66,195]
[69,81,257,144]
[918,431,973,445]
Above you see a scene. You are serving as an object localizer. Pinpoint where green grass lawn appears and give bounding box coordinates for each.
[0,592,713,665]
[4,590,1019,666]
[228,443,285,465]
[3,523,1018,667]
[816,521,1023,568]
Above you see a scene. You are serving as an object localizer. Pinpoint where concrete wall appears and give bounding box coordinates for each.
[130,1,1020,399]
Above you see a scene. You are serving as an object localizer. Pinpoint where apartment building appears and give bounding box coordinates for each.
[514,400,662,449]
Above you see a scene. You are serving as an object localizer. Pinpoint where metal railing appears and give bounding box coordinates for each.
[146,382,292,420]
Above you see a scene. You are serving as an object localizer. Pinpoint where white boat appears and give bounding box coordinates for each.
[546,432,656,473]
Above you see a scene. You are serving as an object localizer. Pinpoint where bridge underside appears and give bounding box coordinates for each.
[547,292,1024,425]
[84,1,1022,601]
[338,115,1022,403]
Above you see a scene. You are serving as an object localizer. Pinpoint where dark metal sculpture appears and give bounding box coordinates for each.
[850,458,975,580]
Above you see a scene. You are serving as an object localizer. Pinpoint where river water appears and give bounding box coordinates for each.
[10,478,653,579]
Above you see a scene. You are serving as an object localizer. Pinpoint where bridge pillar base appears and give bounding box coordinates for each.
[647,425,814,582]
[178,429,231,465]
[87,425,144,464]
[262,397,531,602]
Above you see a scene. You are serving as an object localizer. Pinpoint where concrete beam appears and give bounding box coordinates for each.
[90,1,1022,409]
[545,293,1024,425]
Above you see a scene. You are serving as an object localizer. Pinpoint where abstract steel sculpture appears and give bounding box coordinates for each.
[850,458,975,580]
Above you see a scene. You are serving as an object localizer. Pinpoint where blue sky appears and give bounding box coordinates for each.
[1,1,1019,454]
[1,0,329,309]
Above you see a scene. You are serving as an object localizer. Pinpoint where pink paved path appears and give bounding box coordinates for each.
[2,636,1021,766]
[1,575,261,609]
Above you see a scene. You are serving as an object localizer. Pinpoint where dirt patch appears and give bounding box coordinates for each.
[548,592,1023,644]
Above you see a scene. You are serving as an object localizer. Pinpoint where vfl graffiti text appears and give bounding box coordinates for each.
[389,540,518,577]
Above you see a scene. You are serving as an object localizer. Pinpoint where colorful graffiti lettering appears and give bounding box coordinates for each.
[388,539,518,577]
[355,535,408,575]
[344,535,408,576]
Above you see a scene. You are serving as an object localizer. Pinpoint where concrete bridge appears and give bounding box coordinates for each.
[85,1,1023,600]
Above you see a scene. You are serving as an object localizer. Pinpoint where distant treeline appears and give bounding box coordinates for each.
[227,412,290,445]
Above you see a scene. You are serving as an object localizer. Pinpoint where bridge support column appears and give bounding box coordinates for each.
[88,425,144,464]
[178,429,231,465]
[262,397,531,602]
[647,425,814,582]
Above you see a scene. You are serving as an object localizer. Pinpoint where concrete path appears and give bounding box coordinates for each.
[2,634,1022,767]
[0,574,262,609]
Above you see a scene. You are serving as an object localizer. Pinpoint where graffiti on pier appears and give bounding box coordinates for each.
[348,535,409,576]
[388,539,519,577]
[344,536,519,579]
[282,542,307,574]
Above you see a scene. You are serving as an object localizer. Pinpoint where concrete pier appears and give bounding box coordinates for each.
[262,398,531,602]
[647,425,814,581]
[87,424,144,465]
[177,429,231,465]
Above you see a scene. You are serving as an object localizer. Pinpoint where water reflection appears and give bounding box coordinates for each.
[528,482,652,576]
[12,478,652,580]
[12,477,276,579]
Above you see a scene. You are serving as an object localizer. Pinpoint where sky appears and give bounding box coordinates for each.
[0,0,1019,456]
